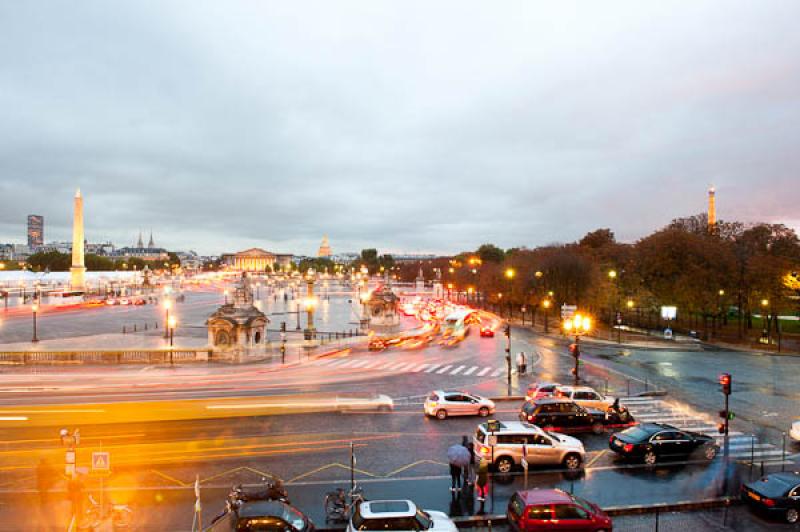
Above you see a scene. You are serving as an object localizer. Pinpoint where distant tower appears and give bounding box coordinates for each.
[136,230,143,248]
[708,186,717,233]
[27,214,44,248]
[147,230,154,249]
[70,189,86,290]
[317,235,332,258]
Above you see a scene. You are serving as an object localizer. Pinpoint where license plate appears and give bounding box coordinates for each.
[748,491,760,502]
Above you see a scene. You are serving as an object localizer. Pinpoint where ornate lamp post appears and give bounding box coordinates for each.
[608,270,620,343]
[163,299,172,339]
[32,301,39,343]
[168,315,176,347]
[543,299,551,333]
[505,268,515,318]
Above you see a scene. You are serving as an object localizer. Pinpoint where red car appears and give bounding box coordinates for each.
[508,489,612,531]
[480,327,494,337]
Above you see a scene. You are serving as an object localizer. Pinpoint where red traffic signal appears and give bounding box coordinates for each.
[717,422,725,434]
[719,373,732,395]
[569,343,580,357]
[719,410,727,419]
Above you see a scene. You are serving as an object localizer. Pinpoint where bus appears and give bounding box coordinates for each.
[46,290,85,307]
[441,309,477,340]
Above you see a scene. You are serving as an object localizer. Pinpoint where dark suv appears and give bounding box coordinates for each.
[519,398,607,435]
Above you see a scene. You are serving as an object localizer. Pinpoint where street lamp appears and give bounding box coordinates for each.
[223,288,229,305]
[608,270,620,343]
[542,299,551,333]
[31,301,39,343]
[167,315,176,347]
[563,313,592,384]
[163,299,172,339]
[505,268,515,318]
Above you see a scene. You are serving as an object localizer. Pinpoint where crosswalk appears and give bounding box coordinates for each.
[620,397,794,465]
[313,356,506,378]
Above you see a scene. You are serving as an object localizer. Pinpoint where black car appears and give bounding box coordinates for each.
[608,423,718,465]
[742,472,800,524]
[519,398,607,435]
[210,500,315,532]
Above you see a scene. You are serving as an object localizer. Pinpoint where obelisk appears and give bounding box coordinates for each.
[708,186,716,234]
[70,188,86,290]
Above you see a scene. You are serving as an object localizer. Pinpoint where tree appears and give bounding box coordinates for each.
[579,228,615,249]
[477,243,505,263]
[26,251,71,271]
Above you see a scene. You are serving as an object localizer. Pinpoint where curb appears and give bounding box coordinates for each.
[488,396,525,402]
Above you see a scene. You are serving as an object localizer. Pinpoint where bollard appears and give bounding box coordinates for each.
[751,434,755,470]
[144,323,148,331]
[627,379,630,397]
[760,461,764,477]
[654,508,659,532]
[133,324,137,332]
[645,377,648,392]
[122,326,126,334]
[487,520,491,532]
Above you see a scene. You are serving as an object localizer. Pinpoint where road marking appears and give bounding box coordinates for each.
[360,361,380,369]
[395,363,416,372]
[585,450,606,468]
[412,364,429,373]
[436,365,453,374]
[462,366,478,376]
[477,368,491,377]
[491,367,503,377]
[449,365,466,376]
[349,360,370,368]
[379,362,395,370]
[425,365,441,373]
[387,363,407,371]
[336,360,360,368]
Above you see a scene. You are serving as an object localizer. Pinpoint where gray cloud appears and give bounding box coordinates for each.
[1,1,798,255]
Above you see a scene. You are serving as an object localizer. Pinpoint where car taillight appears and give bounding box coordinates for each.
[763,498,775,507]
[609,435,614,443]
[527,415,534,422]
[623,444,634,453]
[480,445,491,456]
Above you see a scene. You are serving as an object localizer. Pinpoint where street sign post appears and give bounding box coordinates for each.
[91,451,110,472]
[521,443,528,489]
[561,305,577,320]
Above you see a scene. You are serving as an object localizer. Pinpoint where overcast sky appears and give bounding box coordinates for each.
[1,1,798,256]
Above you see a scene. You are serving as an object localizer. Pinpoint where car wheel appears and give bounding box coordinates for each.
[643,450,657,465]
[704,445,717,460]
[436,409,447,420]
[478,407,490,417]
[591,422,604,435]
[787,508,799,524]
[563,453,582,470]
[495,457,513,474]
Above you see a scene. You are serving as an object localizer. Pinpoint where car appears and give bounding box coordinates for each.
[218,499,315,532]
[480,327,495,337]
[554,386,614,411]
[519,398,608,435]
[105,299,118,306]
[368,338,387,351]
[608,423,718,465]
[348,500,457,532]
[335,393,394,413]
[133,298,146,305]
[118,298,130,305]
[525,382,561,402]
[508,489,612,532]
[473,420,585,473]
[424,391,495,420]
[790,420,800,442]
[741,472,800,524]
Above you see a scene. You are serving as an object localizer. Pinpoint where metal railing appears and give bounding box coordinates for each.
[0,348,213,365]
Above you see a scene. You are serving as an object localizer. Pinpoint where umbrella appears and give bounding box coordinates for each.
[447,444,471,467]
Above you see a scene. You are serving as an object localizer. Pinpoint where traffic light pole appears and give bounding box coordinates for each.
[505,323,512,396]
[573,335,580,385]
[724,391,729,457]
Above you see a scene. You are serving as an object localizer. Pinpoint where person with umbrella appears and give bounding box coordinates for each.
[447,442,470,492]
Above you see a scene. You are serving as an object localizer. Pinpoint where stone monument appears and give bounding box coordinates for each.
[207,273,269,359]
[365,274,400,330]
[70,189,86,291]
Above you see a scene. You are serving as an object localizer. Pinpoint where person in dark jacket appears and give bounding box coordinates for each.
[461,435,474,487]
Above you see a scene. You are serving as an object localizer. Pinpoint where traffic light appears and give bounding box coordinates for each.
[569,343,580,358]
[280,321,286,333]
[504,324,510,337]
[717,423,725,434]
[719,373,731,395]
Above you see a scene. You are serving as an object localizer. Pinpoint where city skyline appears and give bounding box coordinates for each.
[1,1,799,255]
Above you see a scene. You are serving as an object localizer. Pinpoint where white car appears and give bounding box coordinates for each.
[335,393,394,412]
[424,390,495,420]
[348,500,457,532]
[791,421,800,442]
[554,385,614,411]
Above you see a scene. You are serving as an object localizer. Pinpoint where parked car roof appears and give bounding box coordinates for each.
[359,500,417,518]
[515,488,575,505]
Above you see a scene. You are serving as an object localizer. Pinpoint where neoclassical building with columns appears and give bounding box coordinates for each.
[221,248,293,272]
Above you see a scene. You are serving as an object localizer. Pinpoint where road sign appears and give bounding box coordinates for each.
[661,306,677,320]
[561,305,577,320]
[92,451,110,471]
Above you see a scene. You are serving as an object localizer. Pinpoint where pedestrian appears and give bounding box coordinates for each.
[474,461,489,503]
[460,436,474,487]
[36,458,55,506]
[517,351,526,375]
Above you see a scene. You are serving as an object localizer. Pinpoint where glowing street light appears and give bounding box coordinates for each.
[626,299,634,309]
[167,315,177,347]
[163,299,172,339]
[563,312,592,384]
[608,270,617,279]
[31,301,39,343]
[542,299,552,333]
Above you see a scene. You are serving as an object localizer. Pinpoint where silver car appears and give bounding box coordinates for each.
[473,420,585,472]
[424,390,496,420]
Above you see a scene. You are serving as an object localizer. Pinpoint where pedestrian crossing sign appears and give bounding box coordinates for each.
[91,451,110,471]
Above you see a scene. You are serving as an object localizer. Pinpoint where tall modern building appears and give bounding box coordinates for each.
[27,215,44,248]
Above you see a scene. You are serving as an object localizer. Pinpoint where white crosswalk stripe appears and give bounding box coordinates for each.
[412,364,429,373]
[449,365,466,376]
[463,366,478,376]
[477,367,492,377]
[436,365,453,374]
[425,364,441,373]
[349,360,370,368]
[491,367,504,377]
